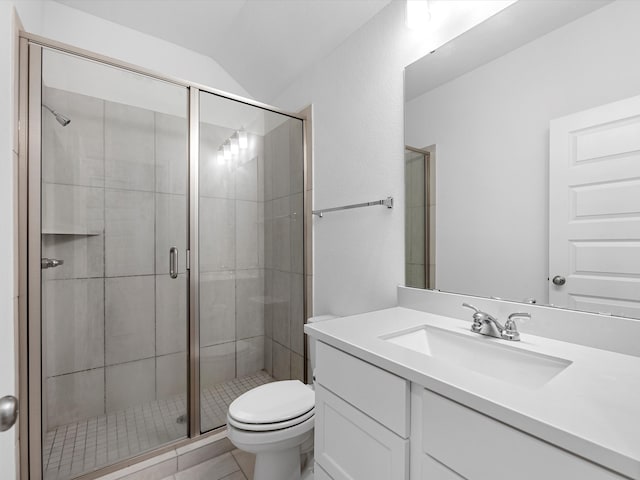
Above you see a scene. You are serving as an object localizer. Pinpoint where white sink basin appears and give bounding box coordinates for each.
[382,325,572,389]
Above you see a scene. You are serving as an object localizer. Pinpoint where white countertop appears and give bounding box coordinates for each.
[305,307,640,479]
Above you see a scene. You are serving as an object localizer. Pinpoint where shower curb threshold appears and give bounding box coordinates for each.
[94,431,233,480]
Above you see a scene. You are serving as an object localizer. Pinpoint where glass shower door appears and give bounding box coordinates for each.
[198,92,305,432]
[39,48,189,480]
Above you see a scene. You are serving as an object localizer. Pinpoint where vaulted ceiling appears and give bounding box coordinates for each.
[55,0,392,102]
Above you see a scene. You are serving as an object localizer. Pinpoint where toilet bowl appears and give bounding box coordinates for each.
[227,380,315,480]
[226,315,337,480]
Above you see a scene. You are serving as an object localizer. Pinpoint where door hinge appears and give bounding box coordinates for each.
[186,249,191,270]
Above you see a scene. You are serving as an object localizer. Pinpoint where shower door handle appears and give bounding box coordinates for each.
[169,247,179,279]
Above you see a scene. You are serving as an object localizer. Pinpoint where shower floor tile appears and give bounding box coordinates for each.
[43,370,273,480]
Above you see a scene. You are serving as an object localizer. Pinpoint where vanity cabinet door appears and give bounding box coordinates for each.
[315,341,410,437]
[315,385,409,480]
[422,389,625,480]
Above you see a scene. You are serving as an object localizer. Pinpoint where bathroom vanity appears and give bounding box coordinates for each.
[305,289,640,480]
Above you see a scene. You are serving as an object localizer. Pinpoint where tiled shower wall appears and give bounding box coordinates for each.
[42,87,189,429]
[41,87,305,432]
[263,119,305,383]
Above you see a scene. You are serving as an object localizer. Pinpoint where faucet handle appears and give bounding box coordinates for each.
[462,302,480,313]
[462,303,483,333]
[502,312,529,341]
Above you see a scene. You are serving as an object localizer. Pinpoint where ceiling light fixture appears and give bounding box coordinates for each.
[238,128,248,149]
[230,135,239,156]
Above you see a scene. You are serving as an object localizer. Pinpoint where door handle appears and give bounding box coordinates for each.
[169,247,178,279]
[552,275,566,286]
[0,396,18,432]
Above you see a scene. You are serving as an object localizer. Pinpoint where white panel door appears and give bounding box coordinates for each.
[549,95,640,317]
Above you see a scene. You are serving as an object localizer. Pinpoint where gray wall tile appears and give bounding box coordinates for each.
[289,119,304,195]
[105,276,155,365]
[272,270,290,348]
[235,155,258,202]
[155,112,188,195]
[264,337,273,376]
[236,269,264,340]
[290,273,304,356]
[105,189,155,277]
[105,102,155,191]
[291,352,304,383]
[264,200,274,269]
[272,196,290,272]
[42,183,104,236]
[200,343,236,388]
[263,132,273,202]
[264,270,273,339]
[106,358,155,412]
[236,336,264,377]
[47,368,104,428]
[199,197,235,272]
[156,274,188,355]
[235,200,259,270]
[156,352,187,399]
[200,271,236,347]
[272,341,290,381]
[290,192,304,274]
[270,121,291,199]
[44,278,104,376]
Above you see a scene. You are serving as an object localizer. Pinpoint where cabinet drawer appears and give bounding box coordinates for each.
[316,341,410,437]
[316,385,409,480]
[422,389,624,480]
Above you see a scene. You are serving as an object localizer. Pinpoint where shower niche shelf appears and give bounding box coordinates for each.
[41,229,100,236]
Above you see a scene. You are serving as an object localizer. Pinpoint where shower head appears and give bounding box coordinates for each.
[42,104,71,127]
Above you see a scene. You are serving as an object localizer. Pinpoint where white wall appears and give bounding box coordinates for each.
[273,1,505,316]
[0,3,26,478]
[405,0,640,304]
[32,1,249,98]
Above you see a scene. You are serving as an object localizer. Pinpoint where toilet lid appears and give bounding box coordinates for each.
[228,380,314,424]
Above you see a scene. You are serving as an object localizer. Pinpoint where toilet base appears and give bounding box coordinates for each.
[227,418,314,480]
[254,447,305,480]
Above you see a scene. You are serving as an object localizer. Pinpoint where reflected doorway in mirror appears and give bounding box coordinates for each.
[405,145,436,289]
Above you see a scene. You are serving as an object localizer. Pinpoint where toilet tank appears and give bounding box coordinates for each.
[307,315,338,374]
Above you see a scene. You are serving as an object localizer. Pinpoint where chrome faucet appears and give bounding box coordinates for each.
[462,303,526,341]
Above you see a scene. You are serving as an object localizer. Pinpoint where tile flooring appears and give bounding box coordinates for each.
[43,371,272,480]
[161,449,255,480]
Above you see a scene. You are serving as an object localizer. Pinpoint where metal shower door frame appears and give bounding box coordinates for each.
[17,32,308,480]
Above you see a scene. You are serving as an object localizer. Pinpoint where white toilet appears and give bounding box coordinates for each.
[227,315,337,480]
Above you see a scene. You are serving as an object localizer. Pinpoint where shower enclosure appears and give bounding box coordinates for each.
[19,34,307,480]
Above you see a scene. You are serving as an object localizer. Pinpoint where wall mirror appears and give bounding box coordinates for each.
[404,0,640,320]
